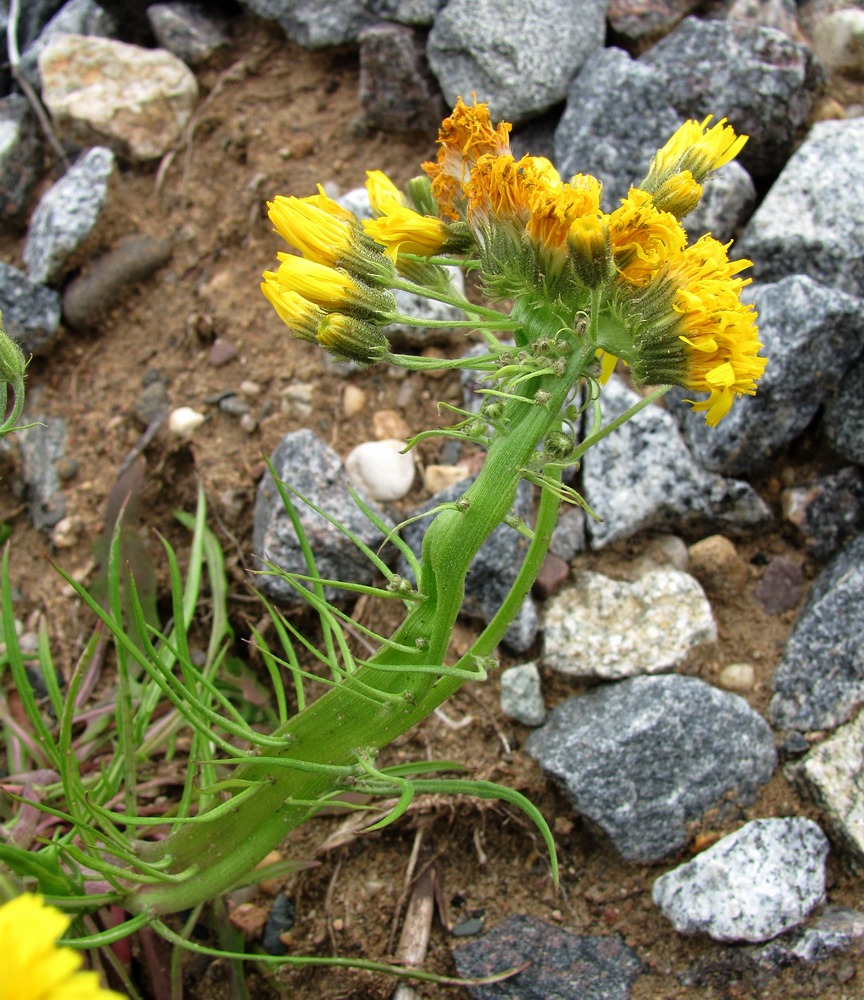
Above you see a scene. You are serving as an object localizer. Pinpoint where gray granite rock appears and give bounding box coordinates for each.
[453,915,643,1000]
[500,661,545,727]
[0,262,62,356]
[737,118,864,297]
[398,477,539,652]
[542,569,716,680]
[23,147,116,286]
[427,0,606,126]
[359,23,445,133]
[789,709,864,865]
[653,818,829,942]
[17,416,69,530]
[0,95,43,222]
[525,674,777,861]
[253,429,393,605]
[237,0,377,49]
[639,16,823,178]
[753,906,864,968]
[769,533,864,732]
[555,47,683,211]
[823,356,864,466]
[781,467,864,561]
[581,375,771,548]
[670,276,864,477]
[147,2,229,65]
[19,0,118,88]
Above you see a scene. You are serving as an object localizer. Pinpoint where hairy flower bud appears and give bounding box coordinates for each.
[316,314,389,366]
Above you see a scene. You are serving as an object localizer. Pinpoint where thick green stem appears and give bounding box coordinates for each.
[127,305,591,916]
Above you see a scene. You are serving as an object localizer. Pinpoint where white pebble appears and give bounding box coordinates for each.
[344,439,415,501]
[718,662,756,692]
[168,406,206,436]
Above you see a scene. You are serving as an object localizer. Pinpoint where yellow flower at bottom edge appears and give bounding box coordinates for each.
[0,893,126,1000]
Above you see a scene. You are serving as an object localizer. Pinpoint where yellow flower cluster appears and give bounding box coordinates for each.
[0,893,125,1000]
[420,97,765,423]
[261,96,765,421]
[261,186,396,364]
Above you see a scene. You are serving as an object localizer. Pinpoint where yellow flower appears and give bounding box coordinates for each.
[267,194,357,267]
[0,893,125,1000]
[271,253,391,317]
[640,116,747,215]
[607,188,687,286]
[627,235,766,424]
[365,170,406,213]
[363,206,451,257]
[423,96,512,219]
[260,273,324,340]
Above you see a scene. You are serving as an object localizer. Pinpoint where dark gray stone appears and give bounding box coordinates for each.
[359,23,445,132]
[398,477,539,653]
[737,118,864,297]
[525,675,777,862]
[23,147,116,286]
[639,16,823,178]
[237,0,377,49]
[252,429,393,605]
[781,467,864,561]
[555,47,683,211]
[0,262,62,356]
[427,0,606,126]
[17,416,69,529]
[19,0,118,88]
[769,532,864,732]
[753,906,864,968]
[368,0,444,26]
[670,276,864,477]
[653,818,829,943]
[0,95,44,222]
[62,234,173,330]
[753,555,806,615]
[581,375,770,548]
[823,355,864,466]
[147,2,229,65]
[453,915,642,1000]
[262,893,295,955]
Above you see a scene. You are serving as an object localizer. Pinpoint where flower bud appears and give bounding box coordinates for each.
[568,215,612,288]
[316,314,389,366]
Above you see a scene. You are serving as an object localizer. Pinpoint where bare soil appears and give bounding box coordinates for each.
[1,15,862,999]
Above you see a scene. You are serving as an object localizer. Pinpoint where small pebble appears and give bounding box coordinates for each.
[345,439,415,501]
[55,457,79,481]
[51,516,81,549]
[342,384,367,416]
[533,552,570,599]
[718,662,756,692]
[372,408,410,439]
[500,662,546,726]
[688,534,749,592]
[219,395,250,416]
[168,406,206,437]
[240,379,262,396]
[239,413,258,434]
[753,556,804,614]
[423,463,470,493]
[208,338,239,366]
